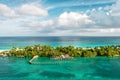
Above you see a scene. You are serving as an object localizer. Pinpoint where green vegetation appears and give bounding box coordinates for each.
[1,45,120,57]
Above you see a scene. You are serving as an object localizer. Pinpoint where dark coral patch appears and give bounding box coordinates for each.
[40,71,75,78]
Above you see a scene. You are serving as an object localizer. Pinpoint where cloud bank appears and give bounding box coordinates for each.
[0,0,120,36]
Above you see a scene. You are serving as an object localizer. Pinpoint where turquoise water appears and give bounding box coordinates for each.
[0,36,120,80]
[0,36,120,50]
[0,57,120,80]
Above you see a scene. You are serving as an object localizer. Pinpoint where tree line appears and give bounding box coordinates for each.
[3,45,120,57]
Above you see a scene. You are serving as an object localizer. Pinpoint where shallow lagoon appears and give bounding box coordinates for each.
[0,57,120,80]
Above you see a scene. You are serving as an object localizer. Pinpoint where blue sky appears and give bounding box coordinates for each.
[0,0,120,36]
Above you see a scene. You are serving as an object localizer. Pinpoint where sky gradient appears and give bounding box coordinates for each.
[0,0,120,36]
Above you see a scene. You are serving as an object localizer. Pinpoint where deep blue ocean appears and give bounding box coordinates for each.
[0,36,120,80]
[0,36,120,50]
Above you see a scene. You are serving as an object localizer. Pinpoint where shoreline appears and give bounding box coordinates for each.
[0,50,8,52]
[0,45,120,58]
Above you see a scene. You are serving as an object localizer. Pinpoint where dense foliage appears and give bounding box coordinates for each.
[4,45,120,57]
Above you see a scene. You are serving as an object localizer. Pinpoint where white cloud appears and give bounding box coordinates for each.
[26,20,54,27]
[0,3,48,18]
[23,9,120,36]
[111,0,120,16]
[90,10,114,28]
[45,28,120,36]
[84,28,120,33]
[0,4,17,17]
[17,4,48,16]
[23,19,54,32]
[0,0,120,36]
[23,12,94,33]
[58,12,94,29]
[88,0,120,29]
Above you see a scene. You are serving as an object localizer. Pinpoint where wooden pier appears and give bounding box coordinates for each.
[29,55,71,65]
[29,55,39,64]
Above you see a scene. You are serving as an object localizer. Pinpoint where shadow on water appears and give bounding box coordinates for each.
[0,72,30,78]
[39,71,75,78]
[84,57,120,79]
[0,58,30,78]
[0,64,30,78]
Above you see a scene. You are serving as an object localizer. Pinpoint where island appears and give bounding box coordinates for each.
[0,45,120,58]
